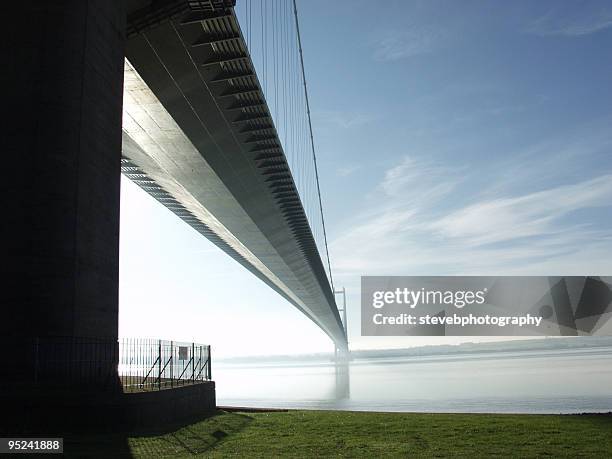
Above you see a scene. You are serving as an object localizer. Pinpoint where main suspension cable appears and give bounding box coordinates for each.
[291,0,335,293]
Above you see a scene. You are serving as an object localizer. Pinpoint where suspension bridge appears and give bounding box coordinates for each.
[6,0,346,371]
[122,0,347,349]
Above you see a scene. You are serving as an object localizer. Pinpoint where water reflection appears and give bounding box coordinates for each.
[334,360,350,400]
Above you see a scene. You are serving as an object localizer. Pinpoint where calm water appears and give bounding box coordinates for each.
[215,347,612,414]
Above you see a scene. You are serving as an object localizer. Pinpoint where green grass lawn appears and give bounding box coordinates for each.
[65,409,612,458]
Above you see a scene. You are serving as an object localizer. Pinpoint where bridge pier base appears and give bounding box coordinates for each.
[4,1,126,390]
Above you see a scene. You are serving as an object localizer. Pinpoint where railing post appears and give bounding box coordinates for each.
[192,342,195,384]
[170,340,173,388]
[199,345,202,381]
[157,339,161,390]
[207,345,212,380]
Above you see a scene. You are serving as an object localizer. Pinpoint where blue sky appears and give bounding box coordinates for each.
[120,0,612,356]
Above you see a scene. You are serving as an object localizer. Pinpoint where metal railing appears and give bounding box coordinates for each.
[1,337,211,392]
[119,338,211,392]
[1,336,119,389]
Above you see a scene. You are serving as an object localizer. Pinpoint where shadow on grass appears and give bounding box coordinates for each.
[63,410,253,458]
[128,410,254,457]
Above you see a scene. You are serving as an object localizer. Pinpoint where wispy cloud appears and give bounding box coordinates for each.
[373,26,446,62]
[526,6,612,36]
[331,145,612,278]
[478,119,612,198]
[379,156,461,204]
[430,175,612,246]
[337,164,362,177]
[316,110,377,130]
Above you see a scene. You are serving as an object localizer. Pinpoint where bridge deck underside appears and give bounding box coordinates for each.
[123,1,346,347]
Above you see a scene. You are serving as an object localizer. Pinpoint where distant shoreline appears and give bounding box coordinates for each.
[217,405,612,416]
[217,336,612,364]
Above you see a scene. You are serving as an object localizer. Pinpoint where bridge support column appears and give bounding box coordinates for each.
[3,1,126,390]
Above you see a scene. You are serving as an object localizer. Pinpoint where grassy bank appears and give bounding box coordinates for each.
[65,409,612,457]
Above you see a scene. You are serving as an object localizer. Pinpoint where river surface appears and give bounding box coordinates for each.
[215,347,612,413]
